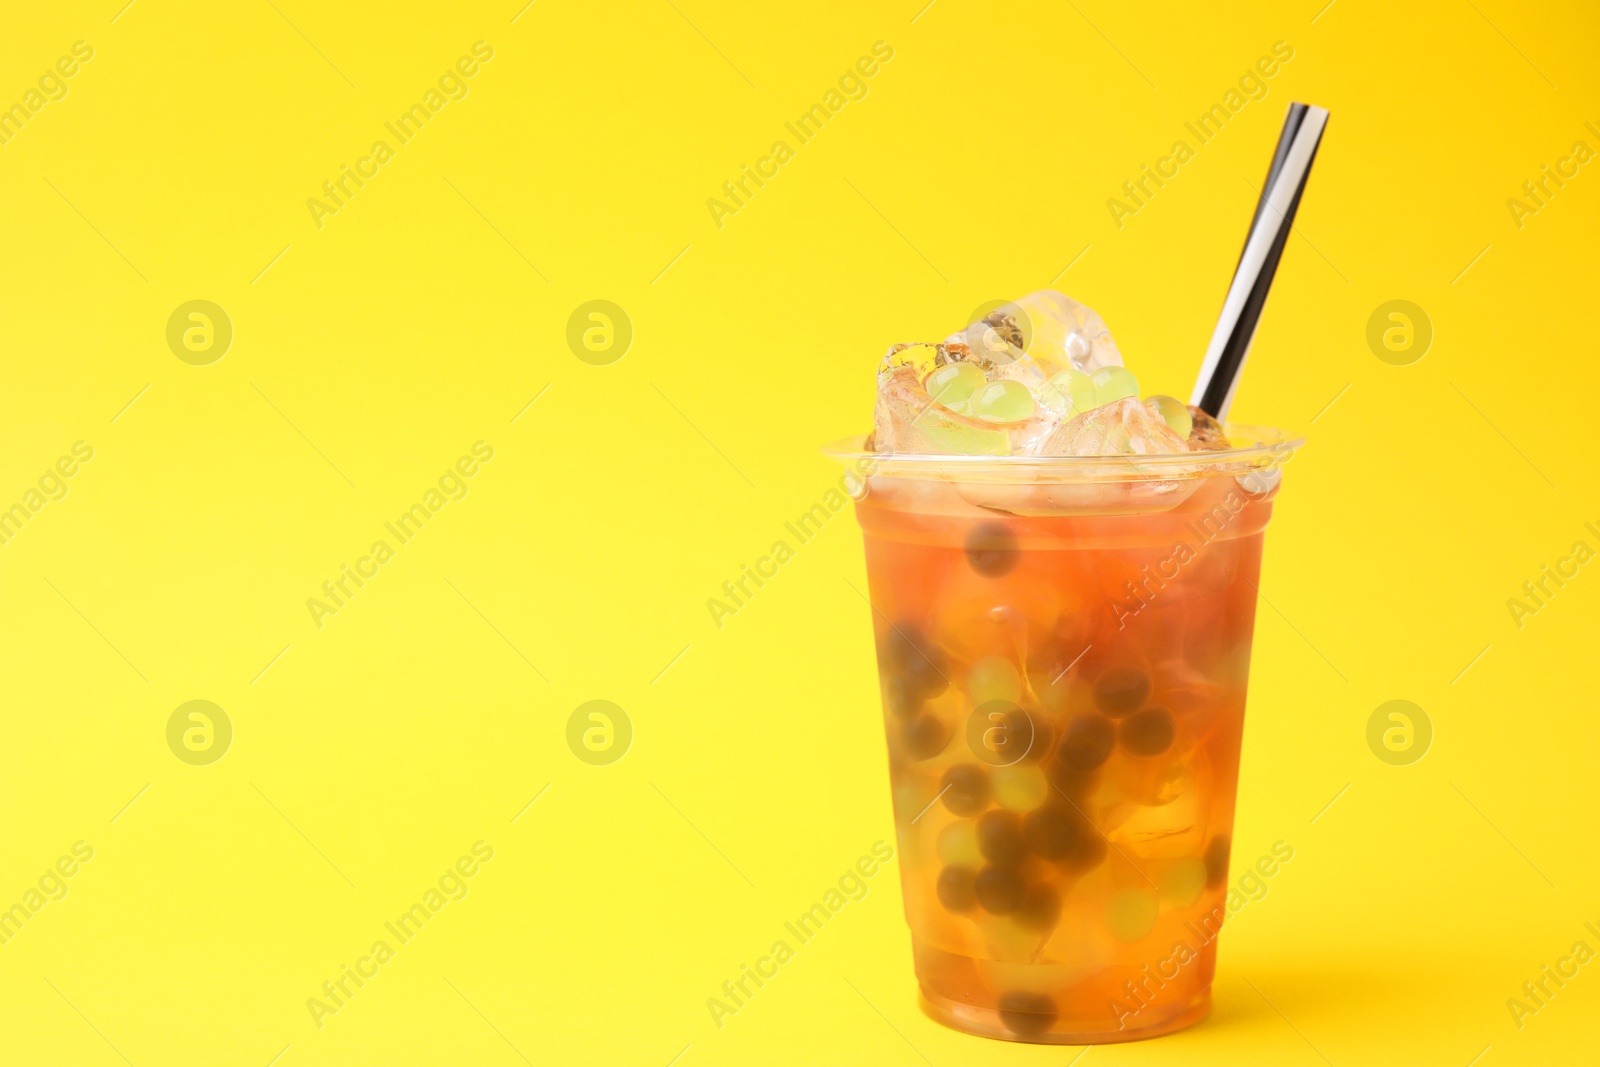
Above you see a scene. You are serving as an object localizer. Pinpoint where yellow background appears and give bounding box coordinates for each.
[2,0,1597,1063]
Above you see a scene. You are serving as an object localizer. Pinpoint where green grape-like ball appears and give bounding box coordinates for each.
[925,362,987,412]
[1091,366,1140,406]
[1039,369,1097,418]
[1159,856,1207,907]
[970,380,1037,424]
[1146,394,1193,438]
[937,820,983,867]
[968,655,1022,705]
[1107,887,1159,941]
[992,764,1048,812]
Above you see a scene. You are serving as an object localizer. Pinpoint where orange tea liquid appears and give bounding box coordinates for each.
[856,472,1275,1043]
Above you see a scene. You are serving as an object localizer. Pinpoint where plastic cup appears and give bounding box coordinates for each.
[826,428,1299,1044]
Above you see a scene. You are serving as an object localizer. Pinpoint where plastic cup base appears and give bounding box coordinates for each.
[917,986,1211,1045]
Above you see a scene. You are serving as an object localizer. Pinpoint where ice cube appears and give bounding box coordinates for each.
[1105,757,1211,860]
[876,341,950,386]
[947,313,1028,369]
[1038,397,1191,457]
[946,292,1123,377]
[983,291,1125,375]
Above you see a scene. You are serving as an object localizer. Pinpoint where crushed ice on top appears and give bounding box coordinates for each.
[870,291,1230,456]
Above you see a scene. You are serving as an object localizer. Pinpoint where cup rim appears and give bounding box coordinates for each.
[821,423,1303,484]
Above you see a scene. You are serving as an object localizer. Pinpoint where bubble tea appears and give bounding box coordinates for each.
[832,292,1296,1043]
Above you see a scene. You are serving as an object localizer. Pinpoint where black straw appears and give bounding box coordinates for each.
[1192,102,1329,420]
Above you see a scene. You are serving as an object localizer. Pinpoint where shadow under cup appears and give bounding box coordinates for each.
[825,427,1300,1044]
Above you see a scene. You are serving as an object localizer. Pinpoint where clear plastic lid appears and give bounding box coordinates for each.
[824,425,1303,517]
[822,424,1302,484]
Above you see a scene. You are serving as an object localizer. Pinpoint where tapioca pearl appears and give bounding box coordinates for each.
[937,866,979,913]
[1058,714,1115,771]
[884,624,949,698]
[1160,857,1207,907]
[998,991,1058,1039]
[968,656,1022,705]
[976,809,1026,866]
[992,763,1047,812]
[905,643,950,699]
[964,521,1020,578]
[1062,826,1108,874]
[940,764,991,817]
[1204,835,1230,888]
[1107,887,1159,941]
[1014,882,1062,931]
[1092,665,1150,717]
[1120,706,1176,757]
[901,714,948,761]
[1022,804,1082,861]
[937,820,983,868]
[974,865,1026,914]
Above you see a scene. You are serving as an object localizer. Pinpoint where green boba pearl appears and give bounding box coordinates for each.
[1160,857,1207,907]
[925,362,986,411]
[968,656,1022,705]
[1146,394,1193,438]
[970,380,1037,424]
[1090,366,1139,406]
[992,763,1048,812]
[1107,887,1159,941]
[938,820,983,867]
[1040,369,1097,418]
